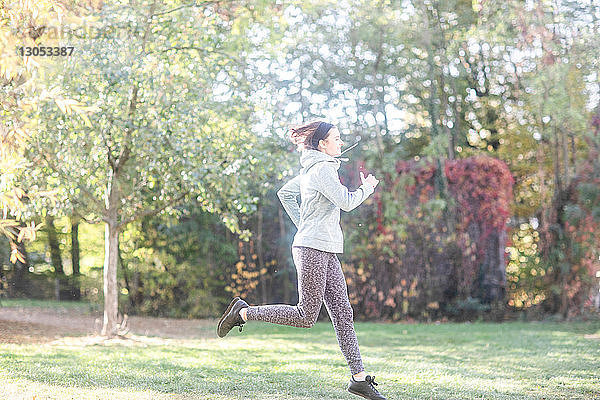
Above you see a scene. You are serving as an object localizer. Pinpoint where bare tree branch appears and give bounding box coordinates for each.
[80,213,104,225]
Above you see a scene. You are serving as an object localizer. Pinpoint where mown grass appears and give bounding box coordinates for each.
[1,310,599,399]
[0,298,100,312]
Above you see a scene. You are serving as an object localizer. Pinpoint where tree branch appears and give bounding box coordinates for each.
[151,1,216,17]
[160,46,243,65]
[115,1,156,174]
[117,191,189,229]
[99,123,117,171]
[79,213,104,225]
[38,151,106,214]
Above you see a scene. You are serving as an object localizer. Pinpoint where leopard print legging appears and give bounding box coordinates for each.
[245,245,365,375]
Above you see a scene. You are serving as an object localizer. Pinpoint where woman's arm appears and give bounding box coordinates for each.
[277,175,301,228]
[316,164,375,212]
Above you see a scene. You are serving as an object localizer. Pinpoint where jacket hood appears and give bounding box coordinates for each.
[300,149,340,174]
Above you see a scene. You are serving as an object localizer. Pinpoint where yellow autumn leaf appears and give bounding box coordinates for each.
[17,227,26,242]
[72,105,93,127]
[80,113,92,127]
[55,98,67,113]
[31,3,39,19]
[20,225,37,241]
[14,187,26,199]
[28,221,38,241]
[0,219,20,228]
[1,229,16,240]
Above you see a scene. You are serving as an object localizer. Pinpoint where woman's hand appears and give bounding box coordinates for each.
[360,171,379,189]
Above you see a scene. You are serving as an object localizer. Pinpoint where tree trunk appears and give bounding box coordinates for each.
[70,216,81,300]
[9,233,29,297]
[449,77,461,160]
[561,128,569,182]
[278,207,290,304]
[101,220,120,337]
[46,215,66,300]
[438,67,455,160]
[46,216,63,272]
[536,127,550,260]
[257,204,267,304]
[421,4,440,149]
[553,124,562,197]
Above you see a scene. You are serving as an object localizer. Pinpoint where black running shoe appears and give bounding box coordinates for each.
[347,375,387,400]
[216,297,248,338]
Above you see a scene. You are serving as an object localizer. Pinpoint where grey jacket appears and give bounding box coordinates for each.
[277,149,375,254]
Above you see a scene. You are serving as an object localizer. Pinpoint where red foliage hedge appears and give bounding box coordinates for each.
[343,155,515,321]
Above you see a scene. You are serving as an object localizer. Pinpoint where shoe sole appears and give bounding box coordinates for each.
[217,297,240,338]
[348,388,377,400]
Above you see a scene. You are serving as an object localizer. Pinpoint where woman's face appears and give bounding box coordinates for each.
[318,127,345,157]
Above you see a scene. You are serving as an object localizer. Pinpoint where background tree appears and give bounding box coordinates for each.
[489,1,600,316]
[23,0,281,336]
[0,0,91,295]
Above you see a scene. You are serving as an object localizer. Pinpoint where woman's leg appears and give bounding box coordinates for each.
[245,246,327,328]
[323,254,365,376]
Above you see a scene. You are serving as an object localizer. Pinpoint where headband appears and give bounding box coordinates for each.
[310,122,334,149]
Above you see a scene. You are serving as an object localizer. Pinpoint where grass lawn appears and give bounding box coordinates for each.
[1,301,599,399]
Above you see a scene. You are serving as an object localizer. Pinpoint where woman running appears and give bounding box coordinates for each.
[217,121,387,400]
